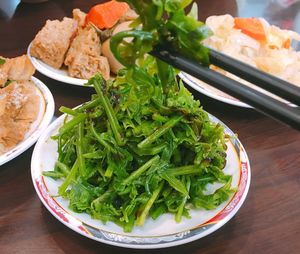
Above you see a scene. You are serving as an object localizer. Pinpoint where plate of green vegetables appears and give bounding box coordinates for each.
[31,69,250,249]
[31,0,250,249]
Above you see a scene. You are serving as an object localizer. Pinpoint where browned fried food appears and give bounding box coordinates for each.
[0,81,40,154]
[30,17,78,69]
[72,8,87,28]
[65,25,110,79]
[0,55,35,87]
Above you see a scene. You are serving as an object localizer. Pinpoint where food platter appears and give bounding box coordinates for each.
[31,111,251,249]
[27,43,88,86]
[0,77,55,166]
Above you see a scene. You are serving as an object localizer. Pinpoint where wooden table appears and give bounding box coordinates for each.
[1,1,300,253]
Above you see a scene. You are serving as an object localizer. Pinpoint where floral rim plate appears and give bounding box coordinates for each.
[0,77,55,166]
[31,112,251,249]
[27,43,88,86]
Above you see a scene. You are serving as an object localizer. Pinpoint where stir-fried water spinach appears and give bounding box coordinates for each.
[44,0,234,232]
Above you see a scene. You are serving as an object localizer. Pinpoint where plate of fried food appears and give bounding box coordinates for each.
[27,1,137,86]
[0,55,54,166]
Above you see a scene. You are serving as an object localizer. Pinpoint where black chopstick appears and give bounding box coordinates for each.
[151,47,300,131]
[209,48,300,106]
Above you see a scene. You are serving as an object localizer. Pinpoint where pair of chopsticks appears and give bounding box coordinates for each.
[151,47,300,131]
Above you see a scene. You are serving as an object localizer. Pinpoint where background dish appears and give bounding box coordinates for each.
[31,112,251,249]
[0,77,55,166]
[180,72,252,108]
[27,43,88,86]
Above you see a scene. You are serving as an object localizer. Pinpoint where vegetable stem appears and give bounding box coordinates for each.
[59,114,86,135]
[43,171,64,179]
[160,172,188,196]
[138,115,183,149]
[92,76,125,146]
[91,190,113,210]
[122,155,159,186]
[175,177,191,223]
[76,98,102,112]
[90,124,118,153]
[55,161,70,176]
[76,123,86,177]
[166,165,203,176]
[136,181,164,226]
[59,106,78,116]
[58,159,79,196]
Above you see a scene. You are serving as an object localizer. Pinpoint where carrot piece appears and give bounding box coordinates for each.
[283,38,291,49]
[234,17,267,43]
[86,1,129,29]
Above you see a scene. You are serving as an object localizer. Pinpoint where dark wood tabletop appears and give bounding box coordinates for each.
[1,0,300,253]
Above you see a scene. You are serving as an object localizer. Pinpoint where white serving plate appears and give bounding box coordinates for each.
[31,111,251,249]
[179,72,252,108]
[0,77,55,166]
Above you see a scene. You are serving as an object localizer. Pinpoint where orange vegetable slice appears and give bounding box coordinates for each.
[234,17,267,43]
[283,38,291,49]
[86,1,130,29]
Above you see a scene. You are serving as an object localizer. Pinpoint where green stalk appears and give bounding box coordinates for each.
[156,58,178,93]
[43,171,64,179]
[165,165,203,176]
[91,190,113,211]
[160,172,188,196]
[55,161,70,176]
[61,136,75,165]
[93,76,124,146]
[130,143,166,156]
[58,159,79,196]
[136,181,164,226]
[76,123,86,177]
[59,106,78,116]
[76,98,102,112]
[59,114,86,135]
[122,155,159,186]
[175,177,191,223]
[104,166,114,178]
[90,124,117,153]
[138,115,183,149]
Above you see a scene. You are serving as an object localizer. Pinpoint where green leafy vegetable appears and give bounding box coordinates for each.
[43,0,234,232]
[0,58,5,65]
[111,0,212,67]
[44,66,232,231]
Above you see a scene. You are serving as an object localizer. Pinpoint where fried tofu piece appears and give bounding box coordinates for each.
[65,25,110,80]
[73,8,87,28]
[30,17,78,69]
[0,81,40,154]
[0,55,35,87]
[8,55,35,82]
[67,54,110,80]
[65,25,101,65]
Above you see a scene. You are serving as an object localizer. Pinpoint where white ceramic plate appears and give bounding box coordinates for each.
[0,77,55,166]
[27,43,88,86]
[31,111,250,249]
[179,72,252,108]
[180,72,296,108]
